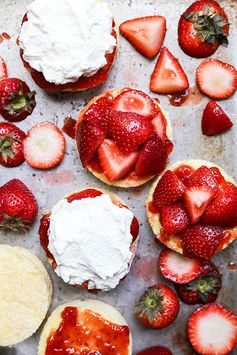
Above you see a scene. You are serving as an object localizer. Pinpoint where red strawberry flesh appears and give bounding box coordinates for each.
[202,101,233,136]
[83,95,113,133]
[136,345,173,355]
[161,202,190,234]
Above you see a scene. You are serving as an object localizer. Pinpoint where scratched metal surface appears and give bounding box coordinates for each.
[0,0,237,354]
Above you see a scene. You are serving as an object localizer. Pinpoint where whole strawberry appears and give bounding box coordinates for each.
[135,284,179,329]
[0,179,38,231]
[0,122,25,167]
[0,78,36,122]
[175,261,222,305]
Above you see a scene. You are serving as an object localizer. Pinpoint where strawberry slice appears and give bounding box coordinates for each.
[201,182,237,228]
[119,16,166,58]
[209,167,225,185]
[161,202,190,234]
[76,121,105,168]
[153,170,186,209]
[183,186,216,224]
[112,89,156,119]
[0,57,7,82]
[135,133,167,177]
[181,225,224,259]
[196,58,237,99]
[23,122,66,169]
[109,111,154,153]
[150,47,189,94]
[83,95,113,133]
[97,138,139,181]
[174,165,195,186]
[158,249,202,284]
[188,304,237,355]
[186,166,219,195]
[151,111,167,142]
[202,101,233,136]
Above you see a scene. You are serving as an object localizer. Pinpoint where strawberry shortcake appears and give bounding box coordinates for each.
[39,188,139,291]
[18,0,118,92]
[75,88,173,187]
[146,160,237,259]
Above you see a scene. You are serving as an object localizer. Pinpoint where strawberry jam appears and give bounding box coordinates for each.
[45,307,130,354]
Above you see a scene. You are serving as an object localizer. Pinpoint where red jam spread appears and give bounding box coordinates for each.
[45,306,130,354]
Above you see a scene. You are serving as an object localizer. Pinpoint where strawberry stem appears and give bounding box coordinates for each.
[135,288,164,323]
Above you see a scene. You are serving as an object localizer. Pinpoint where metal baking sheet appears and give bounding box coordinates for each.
[0,0,237,354]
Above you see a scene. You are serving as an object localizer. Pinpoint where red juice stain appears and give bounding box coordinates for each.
[228,262,237,271]
[132,256,158,283]
[0,36,3,44]
[2,32,11,40]
[62,116,76,139]
[168,90,189,106]
[16,37,20,45]
[168,86,204,107]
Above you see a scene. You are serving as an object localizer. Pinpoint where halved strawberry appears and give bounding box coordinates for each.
[153,170,186,209]
[209,167,225,185]
[183,186,216,224]
[83,95,113,133]
[174,165,195,186]
[161,202,190,234]
[186,166,219,195]
[150,47,189,94]
[23,122,66,169]
[158,249,202,284]
[202,101,233,136]
[151,111,167,142]
[97,138,139,181]
[111,89,156,119]
[181,225,224,259]
[188,304,237,355]
[201,181,237,227]
[76,121,105,168]
[196,59,237,99]
[119,16,166,58]
[0,57,7,82]
[109,111,154,153]
[135,133,167,177]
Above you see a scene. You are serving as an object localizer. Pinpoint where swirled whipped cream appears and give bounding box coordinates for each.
[48,194,134,291]
[19,0,116,85]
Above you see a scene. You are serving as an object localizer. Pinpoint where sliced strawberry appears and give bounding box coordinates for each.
[153,170,186,209]
[209,167,225,185]
[150,47,189,94]
[164,138,173,155]
[186,166,219,195]
[67,189,103,203]
[201,182,237,228]
[62,117,76,139]
[161,202,190,234]
[196,58,237,99]
[202,101,233,136]
[109,111,154,153]
[151,111,167,141]
[0,57,7,82]
[135,133,167,177]
[76,121,105,168]
[119,16,166,58]
[130,216,140,243]
[183,186,216,224]
[174,165,195,186]
[188,304,237,355]
[112,89,156,119]
[83,95,113,133]
[136,346,172,355]
[181,225,224,259]
[97,138,139,181]
[23,122,66,169]
[158,249,202,284]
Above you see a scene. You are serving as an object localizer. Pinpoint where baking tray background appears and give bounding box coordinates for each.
[0,0,237,354]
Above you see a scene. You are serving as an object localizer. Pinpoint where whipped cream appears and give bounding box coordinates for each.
[19,0,116,85]
[48,194,134,290]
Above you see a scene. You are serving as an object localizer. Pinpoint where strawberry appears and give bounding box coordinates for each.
[109,111,154,153]
[76,121,105,168]
[183,186,216,224]
[119,16,166,58]
[23,121,66,169]
[97,138,139,181]
[112,89,156,120]
[0,179,38,231]
[152,170,186,209]
[135,133,167,177]
[62,117,76,139]
[136,346,173,355]
[83,95,113,133]
[0,78,36,122]
[178,0,229,58]
[181,224,224,259]
[201,181,237,228]
[0,122,25,167]
[151,111,167,142]
[0,57,7,82]
[196,59,237,99]
[135,284,179,329]
[209,167,225,185]
[67,189,103,203]
[174,165,195,186]
[188,304,237,355]
[202,101,233,136]
[158,249,202,284]
[186,166,219,194]
[160,202,190,234]
[150,47,189,94]
[175,260,222,305]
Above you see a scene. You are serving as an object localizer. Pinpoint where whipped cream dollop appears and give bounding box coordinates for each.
[19,0,116,85]
[48,194,134,290]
